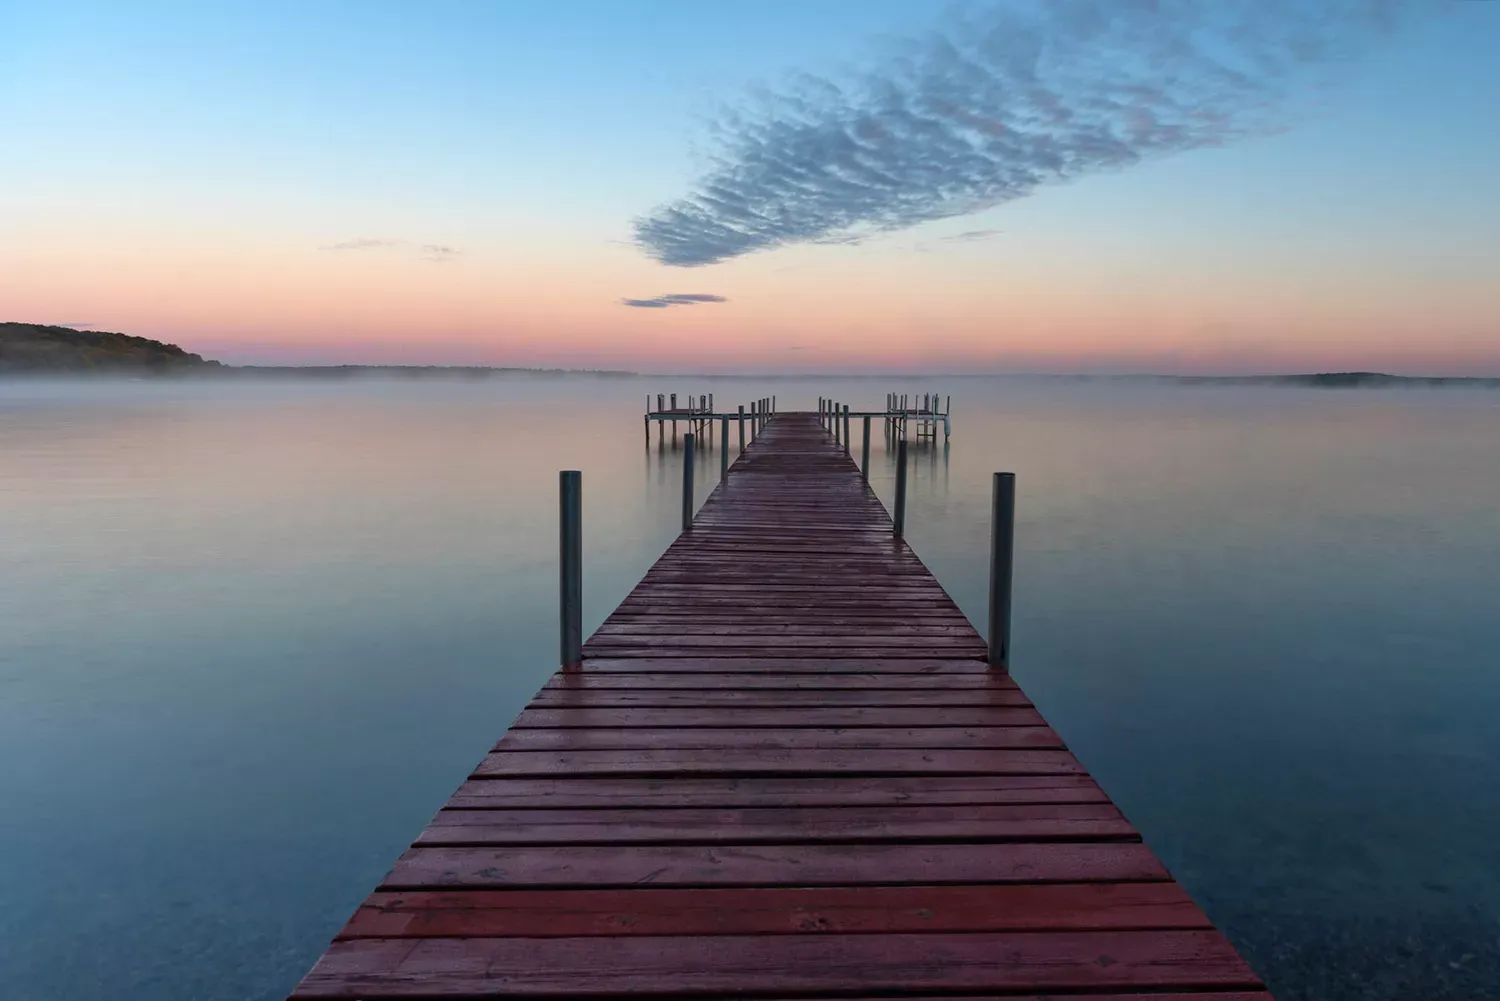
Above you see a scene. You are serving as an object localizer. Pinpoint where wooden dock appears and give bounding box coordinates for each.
[291,411,1270,999]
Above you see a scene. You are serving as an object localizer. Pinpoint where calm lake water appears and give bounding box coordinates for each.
[2,376,1498,1000]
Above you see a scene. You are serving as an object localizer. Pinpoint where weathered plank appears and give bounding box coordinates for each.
[340,883,1213,938]
[445,775,1111,809]
[495,726,1061,751]
[474,747,1085,777]
[383,842,1170,889]
[416,804,1134,845]
[299,931,1263,996]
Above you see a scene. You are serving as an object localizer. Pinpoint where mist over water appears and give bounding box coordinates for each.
[2,376,1498,1000]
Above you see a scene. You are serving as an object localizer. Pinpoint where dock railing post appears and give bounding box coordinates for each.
[843,405,850,453]
[720,416,729,478]
[681,433,695,532]
[988,472,1015,672]
[738,405,746,451]
[893,439,908,538]
[559,470,582,667]
[861,415,871,480]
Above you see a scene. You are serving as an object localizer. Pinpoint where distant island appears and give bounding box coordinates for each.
[3,322,1496,386]
[1,322,221,373]
[0,323,628,377]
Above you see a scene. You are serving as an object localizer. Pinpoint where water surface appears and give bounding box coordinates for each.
[2,376,1497,1000]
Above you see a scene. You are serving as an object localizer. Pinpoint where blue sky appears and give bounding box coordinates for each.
[2,1,1497,372]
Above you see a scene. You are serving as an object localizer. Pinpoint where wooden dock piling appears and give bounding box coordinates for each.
[557,470,581,667]
[291,410,1269,1001]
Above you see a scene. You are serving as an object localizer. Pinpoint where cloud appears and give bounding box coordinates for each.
[320,238,465,263]
[321,237,403,251]
[418,243,463,263]
[943,228,1003,243]
[620,293,729,309]
[633,0,1424,267]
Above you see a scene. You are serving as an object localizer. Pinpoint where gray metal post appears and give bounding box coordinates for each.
[893,440,908,537]
[559,470,582,666]
[843,405,850,453]
[720,416,729,477]
[738,405,745,450]
[861,415,871,479]
[681,433,695,532]
[988,472,1016,671]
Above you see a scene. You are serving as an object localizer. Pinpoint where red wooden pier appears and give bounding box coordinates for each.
[291,410,1270,999]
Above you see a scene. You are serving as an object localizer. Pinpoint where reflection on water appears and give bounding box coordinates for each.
[2,376,1498,1000]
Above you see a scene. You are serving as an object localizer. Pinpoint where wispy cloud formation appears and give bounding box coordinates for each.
[621,293,729,309]
[418,244,463,263]
[634,0,1421,267]
[322,237,404,251]
[320,238,464,263]
[943,228,1003,243]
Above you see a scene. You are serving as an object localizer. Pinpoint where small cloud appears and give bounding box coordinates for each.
[321,237,403,251]
[786,346,807,351]
[56,321,95,328]
[419,244,463,263]
[620,293,729,309]
[943,228,1003,243]
[320,238,466,263]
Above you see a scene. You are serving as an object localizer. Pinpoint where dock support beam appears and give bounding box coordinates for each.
[893,439,908,538]
[559,470,582,667]
[989,472,1015,672]
[682,433,695,532]
[720,416,729,478]
[861,416,871,481]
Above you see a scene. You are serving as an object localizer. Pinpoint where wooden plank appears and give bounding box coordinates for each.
[590,623,978,636]
[474,748,1084,777]
[541,672,1020,690]
[383,842,1170,889]
[445,775,1111,809]
[417,804,1134,846]
[296,930,1261,996]
[514,706,1043,728]
[529,688,1032,706]
[577,647,989,659]
[340,883,1213,938]
[495,726,1061,751]
[572,657,996,673]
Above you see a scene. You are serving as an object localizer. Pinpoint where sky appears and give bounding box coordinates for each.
[2,0,1498,374]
